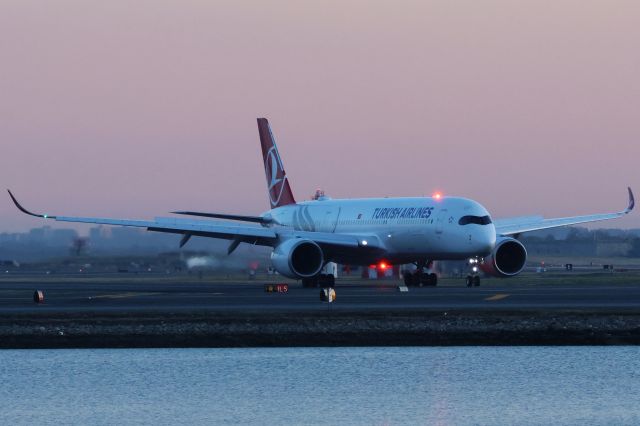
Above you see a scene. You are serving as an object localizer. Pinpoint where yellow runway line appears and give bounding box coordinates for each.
[484,293,510,301]
[90,292,161,299]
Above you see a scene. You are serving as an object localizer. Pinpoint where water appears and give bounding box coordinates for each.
[0,347,639,425]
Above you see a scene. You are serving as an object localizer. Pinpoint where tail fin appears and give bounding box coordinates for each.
[257,118,296,208]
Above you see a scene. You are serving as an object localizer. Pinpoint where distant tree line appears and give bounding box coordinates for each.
[521,228,640,258]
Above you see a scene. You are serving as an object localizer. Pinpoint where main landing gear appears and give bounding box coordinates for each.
[466,258,481,287]
[301,274,335,288]
[403,260,438,287]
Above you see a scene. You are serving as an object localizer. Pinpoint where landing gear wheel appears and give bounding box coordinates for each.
[403,272,414,286]
[326,274,335,288]
[302,277,318,288]
[422,273,434,286]
[417,272,426,287]
[473,276,480,287]
[428,273,438,286]
[466,276,473,287]
[316,274,335,288]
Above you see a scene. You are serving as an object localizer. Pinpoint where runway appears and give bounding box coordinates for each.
[2,274,640,347]
[2,273,640,314]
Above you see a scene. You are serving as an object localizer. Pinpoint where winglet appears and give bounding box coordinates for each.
[626,187,635,213]
[7,190,55,219]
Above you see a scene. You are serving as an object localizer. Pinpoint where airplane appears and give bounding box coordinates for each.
[8,118,635,288]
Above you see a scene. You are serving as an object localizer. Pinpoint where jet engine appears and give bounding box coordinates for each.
[270,239,324,279]
[480,237,527,277]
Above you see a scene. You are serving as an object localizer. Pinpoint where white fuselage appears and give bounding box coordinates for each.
[263,196,496,265]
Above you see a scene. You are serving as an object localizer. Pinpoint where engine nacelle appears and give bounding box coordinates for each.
[480,237,527,277]
[270,239,324,279]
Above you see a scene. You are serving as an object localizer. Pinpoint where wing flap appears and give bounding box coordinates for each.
[171,211,270,224]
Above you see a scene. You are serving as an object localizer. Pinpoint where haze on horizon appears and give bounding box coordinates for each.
[1,0,638,234]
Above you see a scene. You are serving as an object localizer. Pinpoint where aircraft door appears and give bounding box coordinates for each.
[301,205,341,232]
[435,209,448,235]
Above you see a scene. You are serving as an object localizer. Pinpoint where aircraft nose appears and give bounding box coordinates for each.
[484,225,497,251]
[475,224,496,255]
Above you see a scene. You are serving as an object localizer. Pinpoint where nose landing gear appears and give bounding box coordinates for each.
[466,258,482,287]
[466,275,480,287]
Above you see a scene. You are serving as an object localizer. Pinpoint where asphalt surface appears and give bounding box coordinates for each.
[2,275,640,314]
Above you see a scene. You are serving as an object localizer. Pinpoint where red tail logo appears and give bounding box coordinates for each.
[257,118,296,208]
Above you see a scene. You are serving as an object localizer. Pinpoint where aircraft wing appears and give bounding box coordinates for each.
[494,187,634,236]
[7,190,383,252]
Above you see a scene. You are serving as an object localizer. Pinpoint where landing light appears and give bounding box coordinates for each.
[361,240,368,246]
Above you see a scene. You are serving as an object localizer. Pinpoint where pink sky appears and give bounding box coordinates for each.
[1,1,639,233]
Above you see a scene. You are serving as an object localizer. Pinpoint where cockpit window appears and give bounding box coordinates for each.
[458,215,492,226]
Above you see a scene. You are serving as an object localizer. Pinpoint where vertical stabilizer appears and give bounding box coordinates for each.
[257,118,296,208]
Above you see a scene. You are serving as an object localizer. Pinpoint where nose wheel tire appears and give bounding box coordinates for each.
[466,275,481,287]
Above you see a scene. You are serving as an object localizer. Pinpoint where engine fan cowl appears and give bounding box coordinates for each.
[480,237,527,277]
[270,239,324,279]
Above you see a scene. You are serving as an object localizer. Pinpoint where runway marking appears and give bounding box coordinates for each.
[90,292,225,300]
[485,293,510,301]
[90,292,161,299]
[169,293,225,297]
